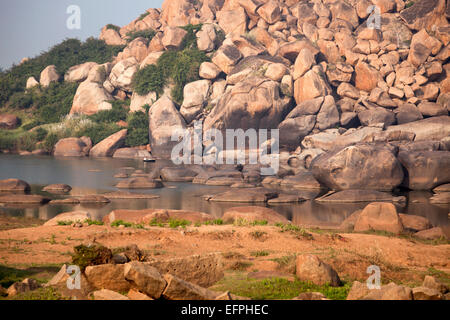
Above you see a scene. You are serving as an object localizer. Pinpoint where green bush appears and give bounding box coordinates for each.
[76,123,121,145]
[0,37,125,107]
[126,29,156,43]
[131,47,209,104]
[137,11,150,21]
[17,132,38,151]
[105,24,120,33]
[132,64,166,97]
[9,91,33,109]
[125,111,149,147]
[41,133,59,153]
[88,100,129,123]
[34,127,48,141]
[0,133,16,150]
[179,24,203,50]
[21,120,41,131]
[71,244,112,271]
[32,82,78,124]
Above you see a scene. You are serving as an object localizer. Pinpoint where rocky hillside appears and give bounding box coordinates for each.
[0,0,449,179]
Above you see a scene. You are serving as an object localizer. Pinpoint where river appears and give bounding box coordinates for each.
[0,154,448,229]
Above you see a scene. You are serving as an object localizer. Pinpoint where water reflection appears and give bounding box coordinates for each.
[0,154,448,229]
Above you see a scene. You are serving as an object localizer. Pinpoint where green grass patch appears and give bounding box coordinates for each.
[0,264,62,288]
[71,244,112,271]
[212,273,351,300]
[126,29,156,43]
[168,219,191,229]
[110,220,132,228]
[251,250,270,257]
[84,219,104,226]
[4,287,67,300]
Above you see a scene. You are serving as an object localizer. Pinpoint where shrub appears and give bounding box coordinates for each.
[131,47,209,104]
[71,244,112,271]
[131,64,166,97]
[137,11,150,21]
[41,133,59,153]
[32,82,78,124]
[76,123,120,145]
[9,91,33,109]
[0,37,125,106]
[88,100,128,124]
[0,133,16,150]
[34,127,48,141]
[126,29,156,43]
[111,220,132,228]
[125,111,149,147]
[179,24,203,50]
[21,120,41,131]
[168,219,191,228]
[105,24,120,33]
[17,132,38,151]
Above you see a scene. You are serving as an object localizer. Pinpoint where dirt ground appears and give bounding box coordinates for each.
[0,223,449,287]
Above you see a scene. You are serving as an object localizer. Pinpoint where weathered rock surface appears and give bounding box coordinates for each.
[222,206,289,224]
[124,262,167,299]
[44,211,91,226]
[90,129,127,158]
[295,254,341,287]
[0,114,20,130]
[311,145,404,191]
[53,137,92,157]
[0,179,30,192]
[353,202,404,234]
[398,151,450,190]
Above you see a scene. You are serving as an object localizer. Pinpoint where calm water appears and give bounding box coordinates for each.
[0,154,448,229]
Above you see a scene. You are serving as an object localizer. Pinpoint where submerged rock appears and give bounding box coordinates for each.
[0,179,30,192]
[311,144,404,191]
[316,190,406,203]
[115,177,164,189]
[222,206,289,224]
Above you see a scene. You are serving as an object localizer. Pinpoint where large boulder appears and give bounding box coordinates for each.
[113,148,151,159]
[203,76,292,132]
[180,80,211,123]
[216,7,247,36]
[0,179,30,192]
[294,69,331,104]
[69,80,113,115]
[385,116,450,141]
[100,26,126,46]
[123,262,167,299]
[358,107,396,127]
[148,95,186,158]
[109,57,138,91]
[295,254,341,287]
[311,145,404,191]
[354,61,382,92]
[0,114,20,130]
[40,65,59,87]
[129,91,157,113]
[211,44,243,74]
[89,129,127,157]
[53,137,92,157]
[398,151,450,190]
[162,274,218,300]
[65,62,98,83]
[316,190,406,203]
[147,253,224,288]
[400,0,447,32]
[161,27,188,50]
[353,202,404,234]
[222,206,289,224]
[85,264,130,292]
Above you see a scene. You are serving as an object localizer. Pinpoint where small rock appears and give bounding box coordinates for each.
[295,254,341,287]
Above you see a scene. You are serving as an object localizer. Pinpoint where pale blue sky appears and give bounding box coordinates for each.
[0,0,164,69]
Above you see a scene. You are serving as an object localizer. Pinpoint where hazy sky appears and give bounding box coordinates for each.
[0,0,164,69]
